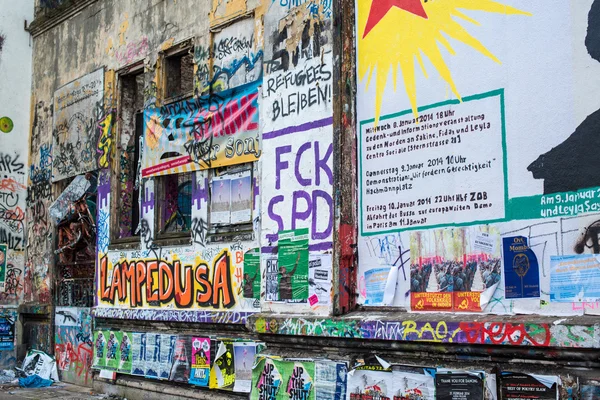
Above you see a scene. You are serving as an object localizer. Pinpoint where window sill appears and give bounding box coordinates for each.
[108,238,141,251]
[153,235,192,247]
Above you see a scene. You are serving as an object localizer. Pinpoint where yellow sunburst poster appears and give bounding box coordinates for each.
[356,0,600,314]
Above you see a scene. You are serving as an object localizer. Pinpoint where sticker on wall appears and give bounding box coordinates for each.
[550,254,600,302]
[244,248,261,300]
[0,116,13,133]
[500,372,558,400]
[502,236,540,299]
[410,226,501,311]
[278,228,309,301]
[118,332,133,374]
[435,370,485,400]
[189,337,210,387]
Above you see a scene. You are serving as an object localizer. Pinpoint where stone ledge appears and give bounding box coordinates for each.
[248,311,600,349]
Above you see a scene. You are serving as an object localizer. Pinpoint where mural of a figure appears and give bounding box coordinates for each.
[529,0,600,193]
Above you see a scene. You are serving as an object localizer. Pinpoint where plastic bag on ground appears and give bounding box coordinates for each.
[19,349,60,381]
[19,374,53,388]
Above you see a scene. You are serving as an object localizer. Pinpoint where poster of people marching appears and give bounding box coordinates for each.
[356,0,600,316]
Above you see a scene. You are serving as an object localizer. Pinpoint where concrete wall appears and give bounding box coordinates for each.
[0,0,33,368]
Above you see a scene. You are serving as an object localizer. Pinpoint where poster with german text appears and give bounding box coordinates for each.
[189,337,210,387]
[347,365,393,400]
[392,366,435,400]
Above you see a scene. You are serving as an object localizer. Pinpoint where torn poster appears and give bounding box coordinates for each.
[502,236,540,299]
[49,175,92,222]
[209,340,235,390]
[500,372,558,400]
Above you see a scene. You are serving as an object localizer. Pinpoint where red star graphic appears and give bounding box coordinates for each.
[363,0,428,38]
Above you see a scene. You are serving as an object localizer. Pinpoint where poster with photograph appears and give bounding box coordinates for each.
[189,337,210,387]
[500,372,558,400]
[231,170,253,224]
[170,335,193,383]
[410,226,501,311]
[278,229,309,301]
[118,331,133,374]
[233,342,257,393]
[159,334,177,380]
[93,330,108,369]
[347,366,394,400]
[105,331,122,371]
[211,175,232,224]
[392,366,435,400]
[210,340,236,390]
[244,249,261,299]
[131,332,146,376]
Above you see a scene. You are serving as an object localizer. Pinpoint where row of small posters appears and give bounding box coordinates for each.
[347,365,560,400]
[92,331,260,393]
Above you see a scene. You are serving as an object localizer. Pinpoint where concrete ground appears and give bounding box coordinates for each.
[0,382,110,400]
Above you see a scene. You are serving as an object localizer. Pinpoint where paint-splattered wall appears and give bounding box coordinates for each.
[355,0,600,317]
[0,0,33,367]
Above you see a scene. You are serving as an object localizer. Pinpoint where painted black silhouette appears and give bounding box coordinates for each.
[528,1,600,194]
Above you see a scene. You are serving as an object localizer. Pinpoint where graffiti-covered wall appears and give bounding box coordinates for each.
[0,0,33,367]
[356,0,600,316]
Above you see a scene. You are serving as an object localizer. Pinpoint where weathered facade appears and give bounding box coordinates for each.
[0,0,598,398]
